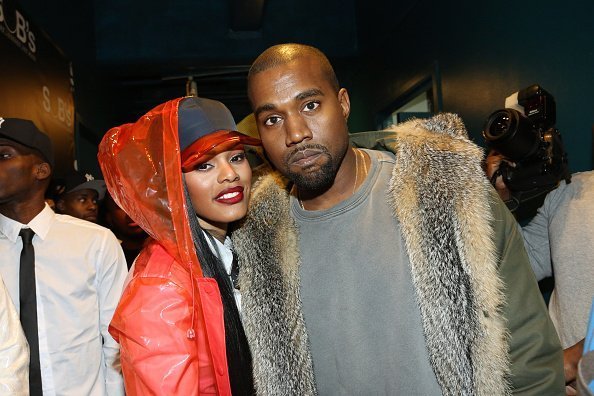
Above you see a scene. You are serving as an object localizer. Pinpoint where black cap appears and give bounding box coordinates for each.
[0,118,54,167]
[59,171,106,201]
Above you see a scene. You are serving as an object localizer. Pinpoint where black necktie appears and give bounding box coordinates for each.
[19,228,43,395]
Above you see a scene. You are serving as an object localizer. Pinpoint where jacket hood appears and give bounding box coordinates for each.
[98,97,201,275]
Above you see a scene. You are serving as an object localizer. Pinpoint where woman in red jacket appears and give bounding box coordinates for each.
[98,96,261,395]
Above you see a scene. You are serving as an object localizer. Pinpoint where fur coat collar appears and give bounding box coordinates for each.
[232,113,511,396]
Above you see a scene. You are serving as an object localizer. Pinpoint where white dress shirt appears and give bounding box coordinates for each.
[0,205,128,396]
[0,273,28,395]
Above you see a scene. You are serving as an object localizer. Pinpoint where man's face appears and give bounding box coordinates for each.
[0,140,42,205]
[249,57,351,191]
[57,189,99,222]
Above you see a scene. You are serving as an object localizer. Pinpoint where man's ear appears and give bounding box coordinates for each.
[35,162,51,181]
[338,88,351,120]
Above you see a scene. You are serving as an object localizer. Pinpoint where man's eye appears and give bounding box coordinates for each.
[303,101,319,112]
[230,153,246,163]
[265,116,281,126]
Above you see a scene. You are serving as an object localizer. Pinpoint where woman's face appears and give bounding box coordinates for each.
[183,149,252,237]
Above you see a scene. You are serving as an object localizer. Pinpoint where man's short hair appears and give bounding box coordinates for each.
[248,43,340,94]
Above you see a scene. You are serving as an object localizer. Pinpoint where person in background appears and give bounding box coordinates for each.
[0,273,28,395]
[101,192,148,269]
[0,117,127,395]
[55,170,106,223]
[98,96,261,395]
[229,43,564,395]
[486,150,594,395]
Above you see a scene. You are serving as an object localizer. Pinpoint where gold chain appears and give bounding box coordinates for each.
[352,147,360,196]
[360,148,368,180]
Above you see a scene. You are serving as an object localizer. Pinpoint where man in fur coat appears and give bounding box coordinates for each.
[232,43,564,395]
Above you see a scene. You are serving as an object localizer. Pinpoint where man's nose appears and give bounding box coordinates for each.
[285,116,313,146]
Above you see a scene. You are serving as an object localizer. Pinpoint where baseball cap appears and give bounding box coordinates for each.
[0,117,54,167]
[59,171,106,201]
[178,97,261,172]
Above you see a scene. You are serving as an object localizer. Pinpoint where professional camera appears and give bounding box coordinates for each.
[483,84,571,219]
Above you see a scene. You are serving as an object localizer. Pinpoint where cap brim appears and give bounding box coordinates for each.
[68,180,107,201]
[181,130,261,172]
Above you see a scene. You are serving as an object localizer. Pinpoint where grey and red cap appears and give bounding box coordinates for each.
[178,97,261,172]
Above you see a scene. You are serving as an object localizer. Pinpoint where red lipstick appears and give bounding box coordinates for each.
[215,186,244,204]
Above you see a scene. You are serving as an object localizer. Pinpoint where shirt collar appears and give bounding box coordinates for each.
[0,203,55,243]
[202,230,233,274]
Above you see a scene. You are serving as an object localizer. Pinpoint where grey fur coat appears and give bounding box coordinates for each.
[232,114,511,396]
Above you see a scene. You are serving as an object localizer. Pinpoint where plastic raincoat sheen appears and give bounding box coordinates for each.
[98,98,231,395]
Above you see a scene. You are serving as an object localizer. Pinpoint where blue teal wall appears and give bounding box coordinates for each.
[348,0,594,172]
[17,0,594,172]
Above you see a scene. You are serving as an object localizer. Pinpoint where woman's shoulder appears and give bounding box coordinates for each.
[131,242,177,279]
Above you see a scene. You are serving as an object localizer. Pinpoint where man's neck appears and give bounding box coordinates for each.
[0,199,46,225]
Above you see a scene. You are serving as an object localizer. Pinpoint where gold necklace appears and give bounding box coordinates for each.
[352,147,360,195]
[359,148,368,181]
[298,147,360,210]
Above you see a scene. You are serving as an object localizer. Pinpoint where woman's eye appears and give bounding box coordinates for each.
[303,101,319,112]
[230,153,246,163]
[265,116,281,126]
[196,163,211,171]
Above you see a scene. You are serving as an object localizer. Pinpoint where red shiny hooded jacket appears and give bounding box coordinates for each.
[98,97,231,395]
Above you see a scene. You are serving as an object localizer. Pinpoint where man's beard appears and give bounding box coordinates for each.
[284,144,339,192]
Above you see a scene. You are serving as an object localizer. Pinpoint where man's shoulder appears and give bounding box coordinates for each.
[350,113,478,155]
[541,170,594,210]
[52,214,119,243]
[567,170,594,189]
[54,213,109,230]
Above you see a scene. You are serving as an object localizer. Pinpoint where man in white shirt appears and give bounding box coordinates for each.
[0,118,127,395]
[0,273,28,395]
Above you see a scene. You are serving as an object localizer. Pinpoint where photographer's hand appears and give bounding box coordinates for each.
[485,150,514,201]
[563,338,584,395]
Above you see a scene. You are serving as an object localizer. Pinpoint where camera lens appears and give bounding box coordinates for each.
[484,109,519,141]
[490,113,512,137]
[483,109,540,161]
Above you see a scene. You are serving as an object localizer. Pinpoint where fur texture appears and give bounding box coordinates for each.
[233,113,511,395]
[233,171,317,395]
[386,114,510,395]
